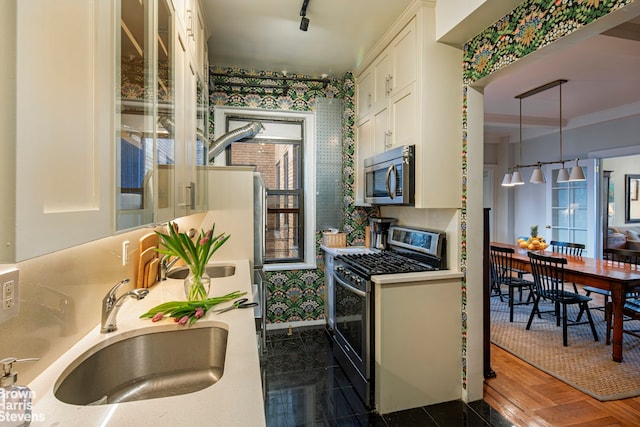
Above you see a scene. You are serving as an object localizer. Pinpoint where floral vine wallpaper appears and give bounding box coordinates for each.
[463,0,633,84]
[460,0,633,391]
[208,67,374,324]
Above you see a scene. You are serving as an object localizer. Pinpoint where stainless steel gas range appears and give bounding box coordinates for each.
[329,225,446,408]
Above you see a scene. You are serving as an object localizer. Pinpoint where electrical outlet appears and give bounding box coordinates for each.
[0,268,19,323]
[2,280,14,310]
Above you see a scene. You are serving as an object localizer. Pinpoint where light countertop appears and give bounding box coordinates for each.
[28,259,265,427]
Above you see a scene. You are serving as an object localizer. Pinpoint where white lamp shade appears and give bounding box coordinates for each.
[511,170,524,185]
[501,173,514,187]
[557,168,571,183]
[530,167,546,184]
[569,165,586,181]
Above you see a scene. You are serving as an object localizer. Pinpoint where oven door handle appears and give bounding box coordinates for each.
[334,274,367,298]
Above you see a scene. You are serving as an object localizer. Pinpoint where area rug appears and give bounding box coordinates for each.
[491,294,640,401]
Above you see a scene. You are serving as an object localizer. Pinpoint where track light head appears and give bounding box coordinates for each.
[300,16,309,31]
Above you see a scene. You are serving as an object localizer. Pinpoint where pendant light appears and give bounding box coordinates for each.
[501,170,514,187]
[511,170,524,185]
[569,158,586,181]
[557,163,571,183]
[530,163,546,184]
[503,79,580,189]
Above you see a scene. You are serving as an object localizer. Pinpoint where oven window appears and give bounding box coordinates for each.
[334,283,366,357]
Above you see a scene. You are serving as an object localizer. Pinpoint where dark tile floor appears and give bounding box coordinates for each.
[260,325,513,427]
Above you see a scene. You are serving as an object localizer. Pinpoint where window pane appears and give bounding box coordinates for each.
[266,192,302,261]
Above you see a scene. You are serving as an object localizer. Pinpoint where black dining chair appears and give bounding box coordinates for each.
[602,248,640,344]
[550,241,591,309]
[603,247,640,264]
[549,240,585,257]
[605,297,640,345]
[583,248,640,316]
[490,245,535,322]
[526,251,599,346]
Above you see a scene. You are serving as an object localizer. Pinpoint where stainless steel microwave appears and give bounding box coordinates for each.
[364,145,415,205]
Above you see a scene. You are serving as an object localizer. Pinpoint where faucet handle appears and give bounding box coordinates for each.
[104,279,131,302]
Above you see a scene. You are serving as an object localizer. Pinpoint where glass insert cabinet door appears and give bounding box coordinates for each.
[117,0,175,231]
[550,168,589,253]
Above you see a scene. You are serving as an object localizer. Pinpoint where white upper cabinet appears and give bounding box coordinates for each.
[11,0,113,261]
[0,0,209,261]
[356,68,374,121]
[117,0,208,231]
[354,4,462,209]
[172,0,207,79]
[356,18,416,124]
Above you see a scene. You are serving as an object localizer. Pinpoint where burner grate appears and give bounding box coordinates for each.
[338,251,437,277]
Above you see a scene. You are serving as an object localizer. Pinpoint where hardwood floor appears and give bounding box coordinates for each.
[485,344,640,426]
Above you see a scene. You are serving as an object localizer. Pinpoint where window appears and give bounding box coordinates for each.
[217,109,316,267]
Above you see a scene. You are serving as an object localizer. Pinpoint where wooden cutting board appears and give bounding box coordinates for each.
[146,258,159,288]
[137,246,157,288]
[140,233,159,254]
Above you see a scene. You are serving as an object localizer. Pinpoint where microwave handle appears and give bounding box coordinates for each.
[385,164,396,199]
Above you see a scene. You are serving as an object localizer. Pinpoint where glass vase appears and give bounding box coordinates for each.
[184,271,210,302]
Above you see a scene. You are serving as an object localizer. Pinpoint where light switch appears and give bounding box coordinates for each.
[122,240,130,266]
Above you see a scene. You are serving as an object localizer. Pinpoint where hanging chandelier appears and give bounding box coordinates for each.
[502,79,586,187]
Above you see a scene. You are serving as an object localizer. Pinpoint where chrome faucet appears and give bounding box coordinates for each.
[101,279,149,333]
[159,255,180,281]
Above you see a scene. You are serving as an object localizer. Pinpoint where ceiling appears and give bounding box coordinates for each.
[200,1,640,144]
[201,0,413,77]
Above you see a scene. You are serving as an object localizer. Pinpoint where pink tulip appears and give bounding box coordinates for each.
[178,315,189,325]
[151,312,164,322]
[195,307,205,318]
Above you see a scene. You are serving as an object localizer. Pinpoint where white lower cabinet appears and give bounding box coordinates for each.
[374,276,462,413]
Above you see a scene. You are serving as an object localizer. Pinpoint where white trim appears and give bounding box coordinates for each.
[263,262,317,272]
[266,319,326,331]
[589,145,640,159]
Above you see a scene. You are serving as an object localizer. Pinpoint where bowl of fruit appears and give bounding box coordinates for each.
[517,225,548,251]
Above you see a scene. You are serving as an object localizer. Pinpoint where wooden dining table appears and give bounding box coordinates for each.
[491,242,640,362]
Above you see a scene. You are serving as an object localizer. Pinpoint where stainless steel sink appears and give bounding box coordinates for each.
[54,325,228,405]
[166,264,236,280]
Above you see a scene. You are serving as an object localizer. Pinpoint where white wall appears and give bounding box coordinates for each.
[435,0,522,45]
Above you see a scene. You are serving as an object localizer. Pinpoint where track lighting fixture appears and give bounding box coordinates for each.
[299,0,310,31]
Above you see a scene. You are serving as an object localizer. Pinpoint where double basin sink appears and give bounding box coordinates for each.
[54,264,237,406]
